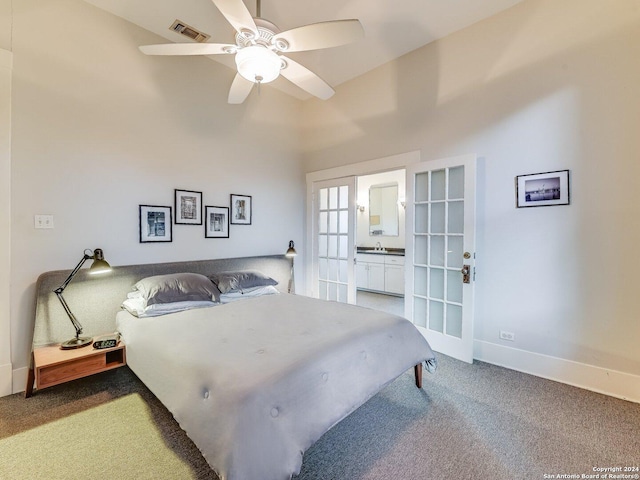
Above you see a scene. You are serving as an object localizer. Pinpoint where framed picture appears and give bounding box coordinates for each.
[175,189,202,225]
[139,205,172,243]
[230,194,252,225]
[205,206,230,238]
[516,170,570,208]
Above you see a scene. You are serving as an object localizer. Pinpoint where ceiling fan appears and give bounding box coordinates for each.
[139,0,364,104]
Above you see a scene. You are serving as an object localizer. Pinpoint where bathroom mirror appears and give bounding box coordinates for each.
[369,183,399,236]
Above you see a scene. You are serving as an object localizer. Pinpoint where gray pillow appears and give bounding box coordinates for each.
[134,272,220,306]
[209,270,278,294]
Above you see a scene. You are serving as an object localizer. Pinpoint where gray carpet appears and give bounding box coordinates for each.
[1,355,638,479]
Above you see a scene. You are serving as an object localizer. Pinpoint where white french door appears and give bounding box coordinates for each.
[405,154,476,363]
[311,177,357,303]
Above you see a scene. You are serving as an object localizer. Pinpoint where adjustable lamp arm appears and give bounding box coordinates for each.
[53,248,111,349]
[53,252,92,339]
[54,252,92,293]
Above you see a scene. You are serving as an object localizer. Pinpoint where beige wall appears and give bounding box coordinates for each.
[301,0,640,377]
[7,0,304,388]
[0,48,11,396]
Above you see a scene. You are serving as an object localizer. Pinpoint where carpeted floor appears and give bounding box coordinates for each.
[1,354,638,479]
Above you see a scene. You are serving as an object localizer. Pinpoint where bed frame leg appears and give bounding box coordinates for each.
[414,363,423,389]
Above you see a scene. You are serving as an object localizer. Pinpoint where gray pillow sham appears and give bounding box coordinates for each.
[208,270,278,294]
[134,272,221,306]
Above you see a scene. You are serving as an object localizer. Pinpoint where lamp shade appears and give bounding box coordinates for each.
[285,240,297,257]
[89,248,111,274]
[235,46,282,84]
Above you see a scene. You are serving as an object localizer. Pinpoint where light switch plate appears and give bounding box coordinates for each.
[34,215,54,229]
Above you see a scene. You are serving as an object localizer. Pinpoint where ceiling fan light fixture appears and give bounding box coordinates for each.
[235,45,282,83]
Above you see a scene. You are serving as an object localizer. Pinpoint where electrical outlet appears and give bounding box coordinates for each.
[34,215,54,229]
[499,330,515,341]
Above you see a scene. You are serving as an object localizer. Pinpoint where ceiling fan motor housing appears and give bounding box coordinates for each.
[236,18,279,48]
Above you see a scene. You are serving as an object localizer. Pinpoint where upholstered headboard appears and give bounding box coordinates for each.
[33,255,292,348]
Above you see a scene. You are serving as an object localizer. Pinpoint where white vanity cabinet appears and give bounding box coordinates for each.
[383,256,405,295]
[357,253,405,296]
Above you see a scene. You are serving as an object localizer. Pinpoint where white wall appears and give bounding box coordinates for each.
[8,0,304,391]
[301,0,640,388]
[356,170,405,250]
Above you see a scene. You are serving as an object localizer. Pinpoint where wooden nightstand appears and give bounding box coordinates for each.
[25,340,126,397]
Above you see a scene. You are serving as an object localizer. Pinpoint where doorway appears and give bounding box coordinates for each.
[305,151,477,362]
[354,169,406,317]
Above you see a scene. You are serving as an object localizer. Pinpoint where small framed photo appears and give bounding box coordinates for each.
[139,205,172,243]
[516,170,570,208]
[205,206,229,238]
[230,194,252,225]
[175,189,202,225]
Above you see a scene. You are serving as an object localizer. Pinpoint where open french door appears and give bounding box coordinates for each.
[311,177,357,303]
[405,154,476,363]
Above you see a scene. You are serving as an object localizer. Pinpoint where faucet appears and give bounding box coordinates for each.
[375,242,382,251]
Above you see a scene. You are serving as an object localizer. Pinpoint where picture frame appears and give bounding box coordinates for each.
[516,170,570,208]
[175,189,203,225]
[205,206,230,238]
[230,194,252,225]
[139,205,172,243]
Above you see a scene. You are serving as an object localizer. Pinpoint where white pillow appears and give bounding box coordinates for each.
[122,295,217,317]
[219,285,279,304]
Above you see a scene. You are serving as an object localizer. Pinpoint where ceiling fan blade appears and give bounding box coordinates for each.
[273,19,364,53]
[139,43,236,56]
[279,55,335,100]
[228,73,255,104]
[211,0,258,37]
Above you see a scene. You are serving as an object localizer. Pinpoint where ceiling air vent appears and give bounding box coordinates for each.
[170,20,211,43]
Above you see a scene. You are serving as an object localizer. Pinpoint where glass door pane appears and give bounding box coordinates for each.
[315,179,355,304]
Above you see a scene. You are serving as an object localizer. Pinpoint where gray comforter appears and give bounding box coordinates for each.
[116,293,436,480]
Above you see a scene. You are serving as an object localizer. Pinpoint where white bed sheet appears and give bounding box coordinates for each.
[116,293,436,480]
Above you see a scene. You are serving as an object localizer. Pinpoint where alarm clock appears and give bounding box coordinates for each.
[93,334,120,349]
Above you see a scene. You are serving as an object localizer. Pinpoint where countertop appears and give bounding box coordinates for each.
[356,248,405,256]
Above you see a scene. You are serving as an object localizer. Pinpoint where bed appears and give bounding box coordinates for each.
[31,255,436,480]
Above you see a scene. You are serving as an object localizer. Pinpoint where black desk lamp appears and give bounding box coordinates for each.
[285,240,297,294]
[54,248,111,350]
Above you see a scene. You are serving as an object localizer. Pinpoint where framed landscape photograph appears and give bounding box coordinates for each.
[205,206,229,238]
[516,170,570,208]
[175,189,203,225]
[230,194,252,225]
[139,205,172,243]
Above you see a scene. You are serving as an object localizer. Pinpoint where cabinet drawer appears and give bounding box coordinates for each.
[38,354,106,388]
[357,253,385,264]
[385,256,405,266]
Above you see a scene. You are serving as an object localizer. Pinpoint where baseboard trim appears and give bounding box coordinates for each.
[474,340,640,404]
[12,366,28,396]
[0,363,12,397]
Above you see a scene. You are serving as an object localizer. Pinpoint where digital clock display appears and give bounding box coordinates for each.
[93,339,117,349]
